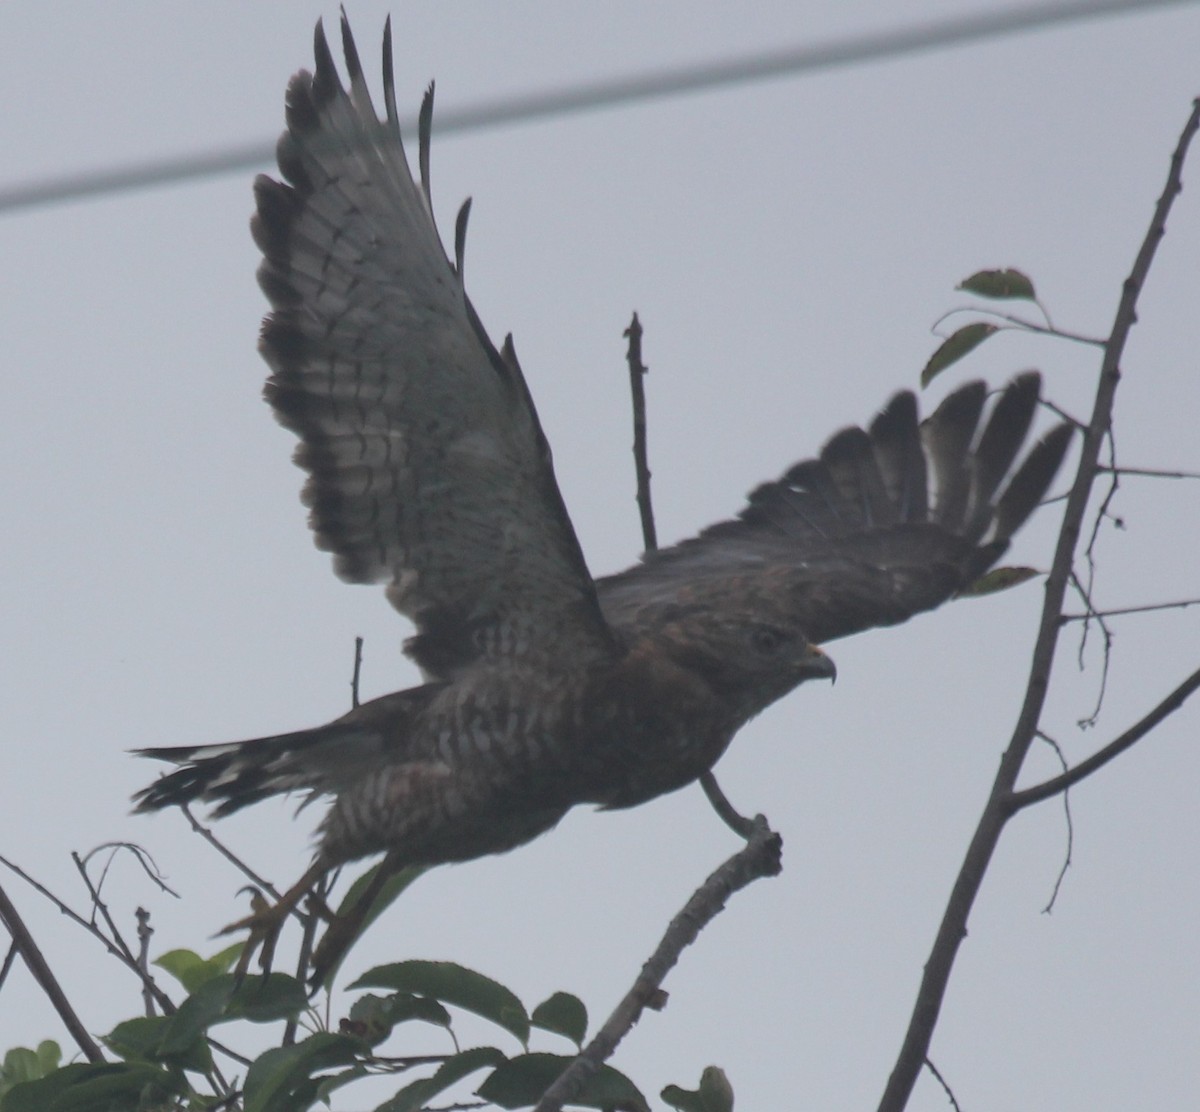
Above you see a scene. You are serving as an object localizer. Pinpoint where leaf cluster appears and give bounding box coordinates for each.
[1,951,720,1112]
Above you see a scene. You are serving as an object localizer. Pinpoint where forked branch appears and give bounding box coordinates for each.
[878,97,1200,1112]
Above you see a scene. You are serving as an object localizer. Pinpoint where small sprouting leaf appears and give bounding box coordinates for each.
[34,1042,60,1075]
[242,1032,365,1112]
[958,268,1036,301]
[531,992,588,1047]
[961,565,1041,596]
[921,322,999,386]
[154,943,243,993]
[0,1042,61,1095]
[476,1052,650,1111]
[352,960,530,1045]
[344,991,452,1042]
[375,1046,507,1112]
[662,1065,735,1112]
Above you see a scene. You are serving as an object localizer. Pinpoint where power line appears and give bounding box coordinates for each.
[0,0,1190,216]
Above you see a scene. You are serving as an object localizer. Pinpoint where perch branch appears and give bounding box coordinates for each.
[534,817,782,1112]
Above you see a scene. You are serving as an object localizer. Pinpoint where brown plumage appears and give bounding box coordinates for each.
[133,16,1071,975]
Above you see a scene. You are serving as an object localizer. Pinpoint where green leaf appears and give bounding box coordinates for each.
[103,1016,171,1061]
[2,1061,184,1112]
[352,961,530,1045]
[961,565,1041,596]
[476,1052,649,1112]
[662,1066,735,1112]
[375,1045,507,1112]
[154,944,242,994]
[531,992,588,1047]
[242,1032,365,1112]
[155,973,306,1058]
[224,973,310,1023]
[957,268,1036,301]
[920,322,998,386]
[103,1015,212,1075]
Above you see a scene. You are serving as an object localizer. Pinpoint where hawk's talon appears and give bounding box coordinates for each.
[217,864,329,982]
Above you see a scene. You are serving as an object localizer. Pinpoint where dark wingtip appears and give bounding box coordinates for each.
[311,18,339,106]
[992,420,1074,541]
[339,8,364,85]
[382,17,399,126]
[454,197,472,278]
[419,83,436,208]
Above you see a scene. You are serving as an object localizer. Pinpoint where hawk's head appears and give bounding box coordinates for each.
[642,603,837,728]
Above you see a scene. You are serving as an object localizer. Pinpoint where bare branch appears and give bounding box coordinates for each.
[534,817,783,1112]
[1099,464,1200,480]
[624,312,656,553]
[0,880,105,1063]
[1010,666,1200,809]
[877,97,1200,1112]
[1061,596,1200,621]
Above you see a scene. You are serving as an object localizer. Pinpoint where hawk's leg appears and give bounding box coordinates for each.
[219,859,332,981]
[309,849,408,990]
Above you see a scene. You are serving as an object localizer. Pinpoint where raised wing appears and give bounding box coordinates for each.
[253,16,613,679]
[597,373,1073,646]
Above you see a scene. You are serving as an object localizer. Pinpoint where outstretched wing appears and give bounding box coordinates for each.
[254,16,613,679]
[598,373,1073,646]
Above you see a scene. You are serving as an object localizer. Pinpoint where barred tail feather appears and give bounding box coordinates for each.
[133,723,378,818]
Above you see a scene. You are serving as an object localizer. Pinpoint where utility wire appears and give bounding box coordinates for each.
[0,0,1191,216]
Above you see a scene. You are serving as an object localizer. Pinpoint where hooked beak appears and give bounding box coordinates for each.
[802,643,837,684]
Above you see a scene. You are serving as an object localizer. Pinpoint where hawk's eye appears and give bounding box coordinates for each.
[750,626,788,656]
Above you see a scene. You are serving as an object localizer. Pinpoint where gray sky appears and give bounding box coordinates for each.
[2,2,1198,1109]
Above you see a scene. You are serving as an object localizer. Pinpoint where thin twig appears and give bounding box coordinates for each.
[534,817,783,1112]
[931,307,1105,348]
[1061,596,1200,621]
[73,851,143,969]
[923,1057,962,1112]
[81,842,179,900]
[1032,732,1074,913]
[877,97,1200,1112]
[0,880,105,1063]
[1099,464,1200,480]
[1067,570,1112,729]
[180,803,281,900]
